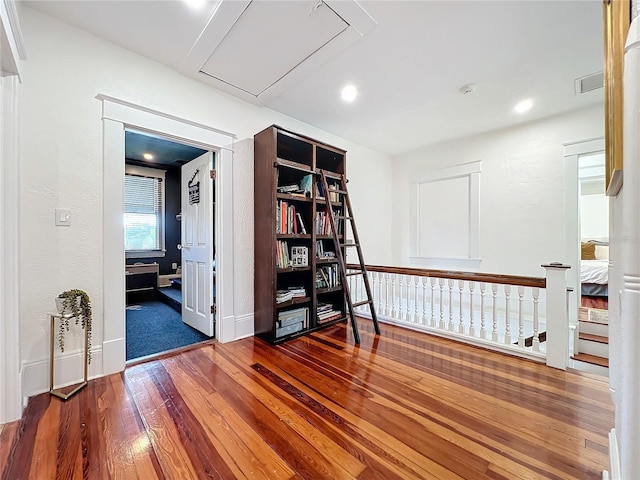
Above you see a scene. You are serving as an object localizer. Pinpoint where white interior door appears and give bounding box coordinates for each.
[181,152,214,336]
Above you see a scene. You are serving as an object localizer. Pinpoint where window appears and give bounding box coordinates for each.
[124,165,166,258]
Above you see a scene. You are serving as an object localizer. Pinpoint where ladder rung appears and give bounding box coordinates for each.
[341,243,359,247]
[352,300,372,308]
[336,216,353,220]
[346,271,363,276]
[320,170,342,180]
[335,190,347,195]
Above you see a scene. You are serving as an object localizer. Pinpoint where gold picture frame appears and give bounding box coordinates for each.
[603,0,631,196]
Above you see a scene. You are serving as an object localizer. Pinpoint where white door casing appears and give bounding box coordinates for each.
[181,152,214,336]
[100,95,235,378]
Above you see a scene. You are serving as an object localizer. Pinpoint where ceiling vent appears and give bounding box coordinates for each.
[575,71,604,95]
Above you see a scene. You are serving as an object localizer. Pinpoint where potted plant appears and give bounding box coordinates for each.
[55,289,92,362]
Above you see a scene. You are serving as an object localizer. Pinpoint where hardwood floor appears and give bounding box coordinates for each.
[1,320,613,479]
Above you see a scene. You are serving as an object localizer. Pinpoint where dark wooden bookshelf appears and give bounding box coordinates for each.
[254,125,348,344]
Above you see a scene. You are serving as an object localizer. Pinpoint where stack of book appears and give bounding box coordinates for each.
[316,303,342,324]
[276,174,313,198]
[276,286,306,304]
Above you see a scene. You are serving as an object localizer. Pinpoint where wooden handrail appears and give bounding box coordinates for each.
[346,264,546,289]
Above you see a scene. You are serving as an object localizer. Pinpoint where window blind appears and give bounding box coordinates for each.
[124,173,165,252]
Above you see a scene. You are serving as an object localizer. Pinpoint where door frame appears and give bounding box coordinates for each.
[99,95,235,376]
[564,137,605,325]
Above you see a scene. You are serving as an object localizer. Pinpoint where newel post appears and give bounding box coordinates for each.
[542,263,571,369]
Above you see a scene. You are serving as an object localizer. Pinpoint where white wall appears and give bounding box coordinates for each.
[391,105,604,277]
[580,192,609,241]
[17,7,392,395]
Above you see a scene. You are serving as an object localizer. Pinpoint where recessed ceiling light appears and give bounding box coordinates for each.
[341,84,358,103]
[514,99,533,114]
[183,0,206,9]
[143,153,154,160]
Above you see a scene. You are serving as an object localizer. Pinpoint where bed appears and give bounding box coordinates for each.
[580,242,608,298]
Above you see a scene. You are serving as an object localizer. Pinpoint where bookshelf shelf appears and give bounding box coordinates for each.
[316,286,342,294]
[276,266,311,273]
[275,297,311,309]
[276,193,313,203]
[276,234,312,240]
[254,125,348,344]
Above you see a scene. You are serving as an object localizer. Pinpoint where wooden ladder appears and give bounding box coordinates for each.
[319,170,379,344]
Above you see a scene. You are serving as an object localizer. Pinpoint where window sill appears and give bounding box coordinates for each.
[126,250,166,259]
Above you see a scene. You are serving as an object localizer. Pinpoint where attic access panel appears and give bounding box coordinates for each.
[200,1,348,97]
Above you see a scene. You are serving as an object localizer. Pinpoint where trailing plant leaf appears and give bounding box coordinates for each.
[56,289,92,363]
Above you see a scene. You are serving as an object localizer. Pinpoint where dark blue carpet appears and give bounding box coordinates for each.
[126,300,210,360]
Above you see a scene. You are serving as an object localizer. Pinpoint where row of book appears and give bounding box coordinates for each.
[316,265,340,288]
[316,303,343,324]
[276,242,309,268]
[315,210,342,236]
[276,200,307,234]
[276,286,306,304]
[316,180,342,202]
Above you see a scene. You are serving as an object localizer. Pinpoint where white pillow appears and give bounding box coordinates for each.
[595,245,609,260]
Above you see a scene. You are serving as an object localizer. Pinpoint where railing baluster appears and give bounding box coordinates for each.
[398,275,405,320]
[518,286,525,348]
[405,275,412,322]
[439,278,445,329]
[491,284,498,342]
[391,274,397,319]
[480,283,487,339]
[422,277,427,325]
[458,280,465,334]
[504,285,511,345]
[378,272,387,315]
[414,276,419,324]
[448,279,454,331]
[469,281,476,337]
[532,287,540,351]
[430,278,436,327]
[384,273,390,317]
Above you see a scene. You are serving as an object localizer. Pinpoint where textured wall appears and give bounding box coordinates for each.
[17,6,392,370]
[390,105,604,277]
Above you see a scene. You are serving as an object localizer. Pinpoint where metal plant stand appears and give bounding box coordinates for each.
[49,312,88,400]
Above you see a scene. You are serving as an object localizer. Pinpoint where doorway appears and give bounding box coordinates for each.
[124,129,215,361]
[577,151,609,311]
[100,95,235,377]
[123,130,216,361]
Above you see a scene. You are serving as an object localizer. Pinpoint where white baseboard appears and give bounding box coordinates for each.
[21,347,103,400]
[233,313,254,341]
[102,337,125,375]
[607,428,620,480]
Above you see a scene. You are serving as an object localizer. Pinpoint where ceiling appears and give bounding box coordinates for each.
[24,0,604,156]
[125,131,207,168]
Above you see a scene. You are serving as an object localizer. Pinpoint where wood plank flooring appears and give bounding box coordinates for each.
[1,320,613,479]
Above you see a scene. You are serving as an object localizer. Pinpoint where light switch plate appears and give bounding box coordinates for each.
[55,208,71,226]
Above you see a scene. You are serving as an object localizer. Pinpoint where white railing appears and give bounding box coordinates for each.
[347,263,570,369]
